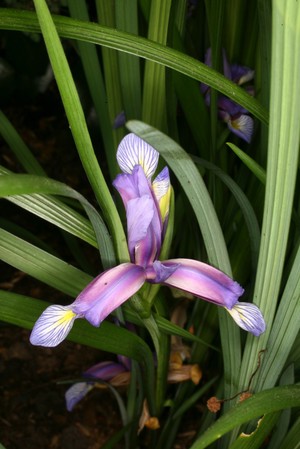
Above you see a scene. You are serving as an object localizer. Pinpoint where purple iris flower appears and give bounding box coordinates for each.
[30,133,265,347]
[65,355,131,411]
[202,48,255,143]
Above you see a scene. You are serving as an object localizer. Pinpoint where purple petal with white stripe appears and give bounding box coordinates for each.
[159,258,244,309]
[72,263,146,327]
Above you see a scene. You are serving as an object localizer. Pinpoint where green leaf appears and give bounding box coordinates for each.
[227,143,266,184]
[278,416,300,449]
[239,0,300,397]
[256,242,300,391]
[0,227,91,296]
[0,110,46,175]
[142,0,172,130]
[0,167,98,248]
[228,413,280,449]
[115,0,142,120]
[0,173,114,267]
[67,0,118,178]
[189,385,300,449]
[31,0,128,262]
[0,8,268,124]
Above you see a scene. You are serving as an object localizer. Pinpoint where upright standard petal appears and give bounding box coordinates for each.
[114,166,163,266]
[226,302,266,336]
[152,166,171,225]
[72,263,146,327]
[160,259,244,309]
[117,133,159,179]
[230,64,254,85]
[30,304,77,347]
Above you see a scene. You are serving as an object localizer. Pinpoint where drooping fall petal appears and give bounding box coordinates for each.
[65,382,94,412]
[159,258,244,309]
[226,302,266,336]
[30,305,77,347]
[72,263,146,327]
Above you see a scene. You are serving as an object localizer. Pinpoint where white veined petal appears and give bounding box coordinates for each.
[65,382,94,411]
[116,133,159,178]
[152,167,171,223]
[226,302,266,336]
[227,115,254,143]
[30,304,77,347]
[152,167,170,202]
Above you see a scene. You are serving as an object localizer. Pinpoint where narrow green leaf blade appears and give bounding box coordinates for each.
[189,385,300,449]
[0,8,268,124]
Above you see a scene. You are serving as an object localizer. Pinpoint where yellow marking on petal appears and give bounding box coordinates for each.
[152,181,171,223]
[59,309,76,323]
[158,185,171,223]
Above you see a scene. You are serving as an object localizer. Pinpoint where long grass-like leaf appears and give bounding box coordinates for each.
[0,173,114,267]
[239,0,300,395]
[0,167,97,248]
[0,110,46,175]
[227,143,266,184]
[95,1,126,155]
[255,243,300,391]
[31,0,128,262]
[0,8,268,124]
[67,0,118,178]
[142,0,171,130]
[115,0,141,120]
[189,385,300,449]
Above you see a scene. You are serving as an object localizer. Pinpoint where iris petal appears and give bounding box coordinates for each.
[117,133,159,179]
[226,302,266,336]
[72,263,146,327]
[65,382,93,411]
[160,258,244,309]
[85,361,127,380]
[30,304,77,347]
[152,167,171,224]
[113,165,153,207]
[127,196,154,247]
[227,115,254,143]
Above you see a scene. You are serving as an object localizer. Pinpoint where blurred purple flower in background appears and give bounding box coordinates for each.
[65,355,131,411]
[30,134,265,348]
[201,48,255,143]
